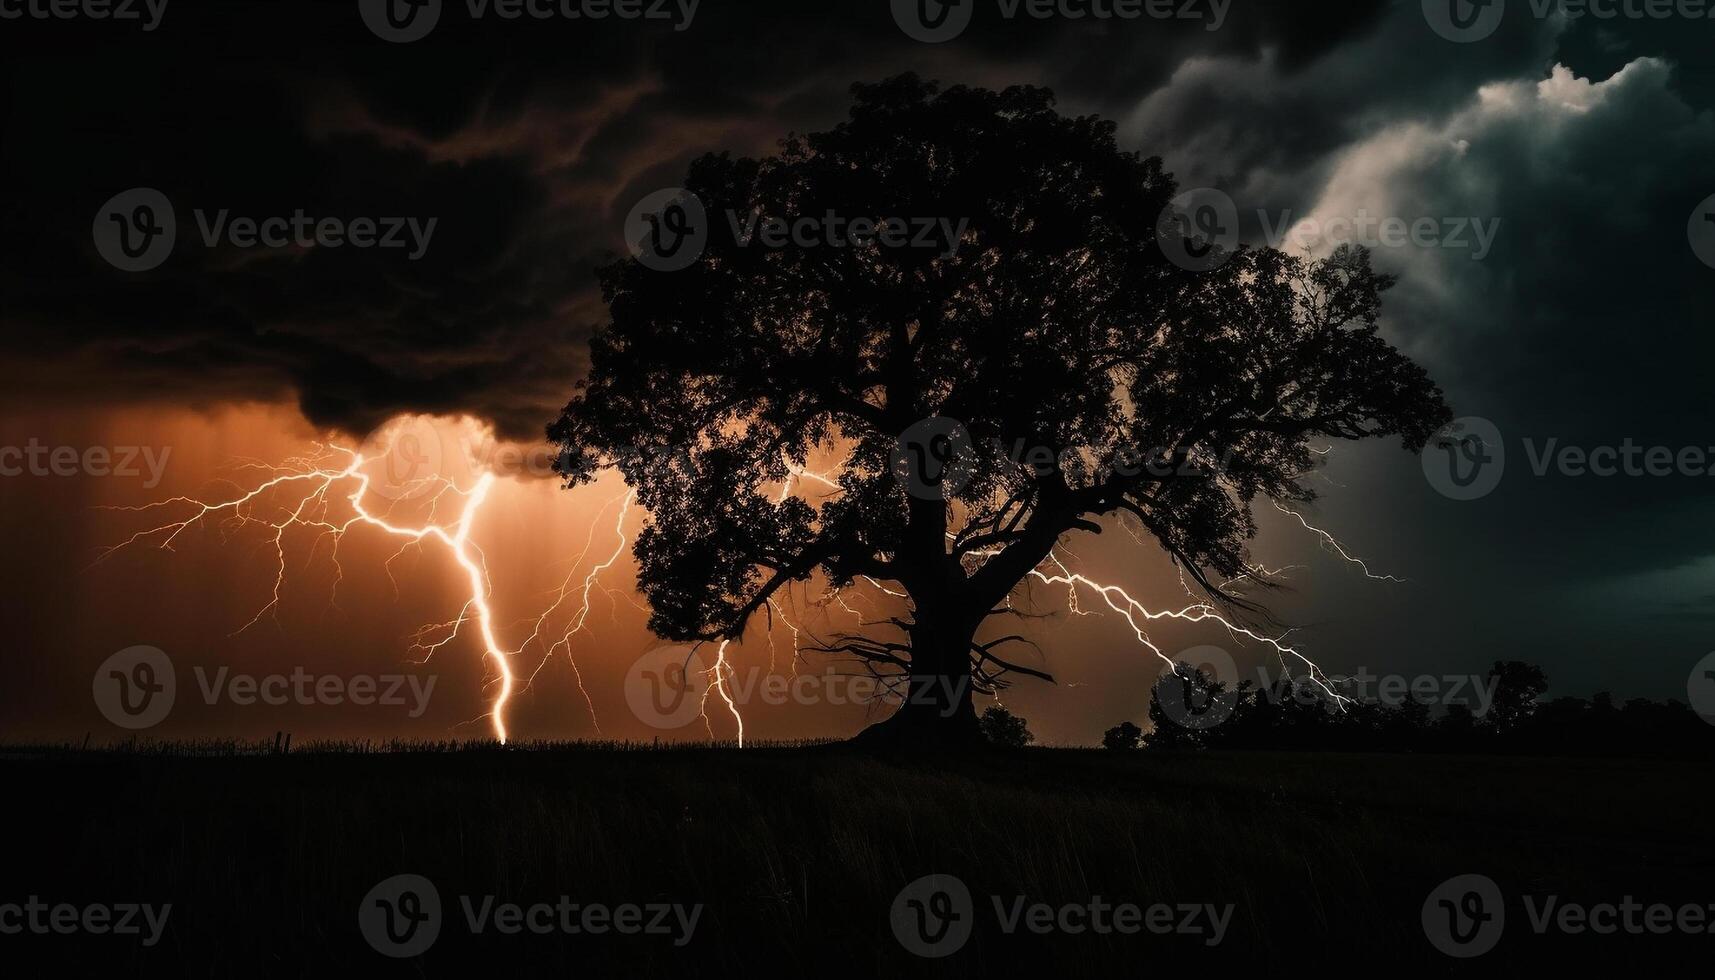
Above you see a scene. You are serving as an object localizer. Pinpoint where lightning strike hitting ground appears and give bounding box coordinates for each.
[95,436,640,744]
[97,431,1388,744]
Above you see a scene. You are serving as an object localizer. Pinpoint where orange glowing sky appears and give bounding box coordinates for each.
[4,402,1410,745]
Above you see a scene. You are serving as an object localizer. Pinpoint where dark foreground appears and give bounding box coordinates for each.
[1,743,1710,976]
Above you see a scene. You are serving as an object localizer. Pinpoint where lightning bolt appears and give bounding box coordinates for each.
[96,432,641,745]
[701,639,743,746]
[95,427,1389,745]
[1022,556,1353,707]
[516,489,638,732]
[1273,501,1406,583]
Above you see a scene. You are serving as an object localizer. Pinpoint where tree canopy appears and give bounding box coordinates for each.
[549,75,1451,737]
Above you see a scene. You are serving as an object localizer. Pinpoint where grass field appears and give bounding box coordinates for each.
[2,742,1710,975]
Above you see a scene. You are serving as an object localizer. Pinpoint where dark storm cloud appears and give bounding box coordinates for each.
[1077,6,1715,698]
[0,0,1387,439]
[2,2,1710,699]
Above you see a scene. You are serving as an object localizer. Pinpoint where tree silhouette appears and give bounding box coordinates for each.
[1482,660,1547,733]
[1102,721,1144,751]
[978,705,1035,748]
[550,76,1451,745]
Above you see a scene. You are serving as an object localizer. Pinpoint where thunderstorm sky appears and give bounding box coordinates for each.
[2,0,1712,743]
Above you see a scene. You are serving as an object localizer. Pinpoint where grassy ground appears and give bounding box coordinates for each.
[1,743,1709,975]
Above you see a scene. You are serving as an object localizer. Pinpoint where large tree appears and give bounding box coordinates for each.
[549,76,1450,744]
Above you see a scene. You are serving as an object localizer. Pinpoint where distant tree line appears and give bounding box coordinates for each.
[1100,661,1715,757]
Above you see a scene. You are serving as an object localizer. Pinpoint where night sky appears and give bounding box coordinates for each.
[2,0,1712,743]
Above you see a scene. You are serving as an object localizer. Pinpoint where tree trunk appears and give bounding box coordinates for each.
[852,607,984,749]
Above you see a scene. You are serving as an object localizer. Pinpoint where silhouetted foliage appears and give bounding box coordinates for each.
[550,74,1451,744]
[1102,721,1143,751]
[979,705,1035,748]
[1132,661,1715,757]
[1483,660,1548,733]
[1142,662,1235,751]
